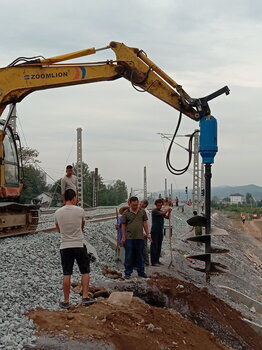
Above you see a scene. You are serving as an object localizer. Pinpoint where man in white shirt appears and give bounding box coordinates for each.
[55,189,94,309]
[140,199,152,266]
[61,165,77,204]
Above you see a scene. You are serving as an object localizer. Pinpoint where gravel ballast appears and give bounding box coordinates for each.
[0,210,119,349]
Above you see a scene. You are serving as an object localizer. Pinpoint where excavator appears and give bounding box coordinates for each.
[0,41,229,238]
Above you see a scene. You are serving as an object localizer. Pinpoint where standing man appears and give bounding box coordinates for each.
[150,199,172,266]
[55,189,94,308]
[240,213,246,225]
[140,200,152,266]
[122,196,150,279]
[61,165,77,205]
[115,206,129,261]
[188,210,203,246]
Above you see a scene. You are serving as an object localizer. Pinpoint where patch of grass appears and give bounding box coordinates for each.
[212,203,262,220]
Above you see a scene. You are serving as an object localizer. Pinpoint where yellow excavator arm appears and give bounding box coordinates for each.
[0,41,197,119]
[0,41,230,197]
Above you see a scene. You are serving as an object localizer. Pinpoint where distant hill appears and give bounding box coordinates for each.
[211,184,262,200]
[154,184,262,201]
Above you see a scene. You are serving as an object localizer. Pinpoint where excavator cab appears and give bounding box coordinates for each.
[0,120,38,238]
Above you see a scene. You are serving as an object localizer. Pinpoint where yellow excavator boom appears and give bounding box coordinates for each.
[0,41,197,119]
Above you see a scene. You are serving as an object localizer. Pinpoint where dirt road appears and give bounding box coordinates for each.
[233,218,262,241]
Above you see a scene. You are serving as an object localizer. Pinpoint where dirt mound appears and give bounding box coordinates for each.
[71,283,110,298]
[147,274,261,350]
[27,298,229,350]
[102,265,123,279]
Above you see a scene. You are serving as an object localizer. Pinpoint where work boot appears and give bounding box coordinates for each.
[124,274,131,280]
[138,272,148,278]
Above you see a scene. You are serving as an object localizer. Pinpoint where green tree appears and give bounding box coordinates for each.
[18,147,47,203]
[20,165,47,203]
[48,162,128,207]
[246,193,253,204]
[50,179,62,206]
[20,147,40,166]
[111,180,128,205]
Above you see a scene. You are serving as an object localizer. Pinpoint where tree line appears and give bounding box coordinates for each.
[19,147,128,207]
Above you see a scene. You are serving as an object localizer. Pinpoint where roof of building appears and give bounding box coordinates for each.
[229,193,244,197]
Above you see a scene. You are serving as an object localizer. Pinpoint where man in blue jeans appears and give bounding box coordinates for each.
[121,196,150,279]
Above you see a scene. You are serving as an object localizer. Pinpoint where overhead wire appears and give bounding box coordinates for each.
[128,54,197,178]
[17,117,29,148]
[16,115,75,207]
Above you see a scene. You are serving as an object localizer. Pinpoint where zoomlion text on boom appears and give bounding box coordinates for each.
[24,72,68,80]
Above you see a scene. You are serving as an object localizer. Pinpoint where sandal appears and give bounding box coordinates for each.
[59,301,70,309]
[82,297,96,306]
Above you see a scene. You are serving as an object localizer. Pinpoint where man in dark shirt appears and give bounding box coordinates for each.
[150,199,172,266]
[122,196,150,279]
[188,210,203,246]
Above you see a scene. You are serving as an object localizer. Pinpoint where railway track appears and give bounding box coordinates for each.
[40,207,117,215]
[0,212,116,239]
[38,212,116,224]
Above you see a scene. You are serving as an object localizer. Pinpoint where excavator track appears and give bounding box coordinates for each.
[0,202,39,238]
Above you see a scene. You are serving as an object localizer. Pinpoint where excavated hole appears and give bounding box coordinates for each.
[114,281,254,350]
[115,282,168,308]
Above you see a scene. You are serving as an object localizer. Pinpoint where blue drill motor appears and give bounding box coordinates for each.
[199,116,218,164]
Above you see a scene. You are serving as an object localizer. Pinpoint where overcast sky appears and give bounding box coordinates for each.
[0,0,261,194]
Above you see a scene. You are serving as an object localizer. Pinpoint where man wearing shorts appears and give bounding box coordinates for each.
[55,189,94,308]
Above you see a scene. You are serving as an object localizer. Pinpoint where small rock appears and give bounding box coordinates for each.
[147,323,155,332]
[176,284,184,289]
[146,323,162,333]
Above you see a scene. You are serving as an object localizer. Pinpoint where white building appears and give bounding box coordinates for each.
[230,193,244,204]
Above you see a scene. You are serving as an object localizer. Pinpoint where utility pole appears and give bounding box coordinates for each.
[164,178,167,198]
[185,186,188,202]
[92,168,99,207]
[95,168,99,206]
[170,183,173,201]
[76,128,83,208]
[143,166,147,200]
